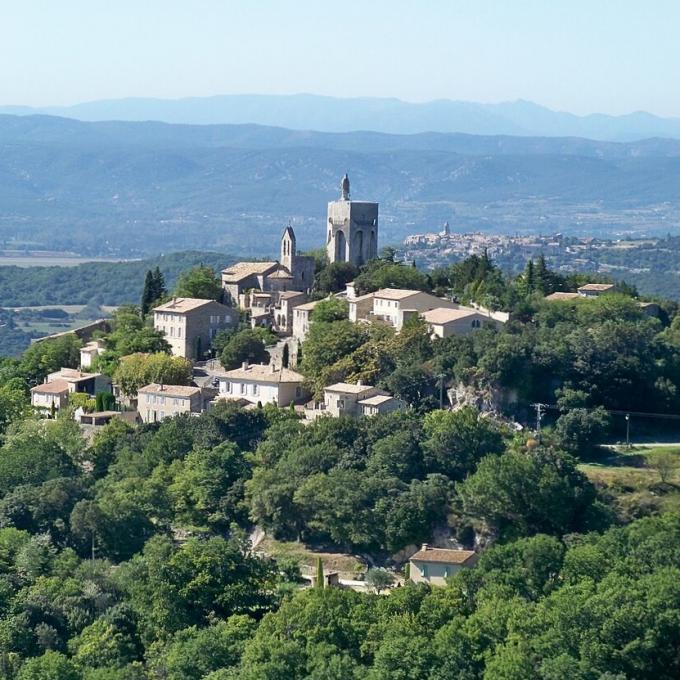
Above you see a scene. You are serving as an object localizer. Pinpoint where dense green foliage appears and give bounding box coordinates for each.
[0,252,230,307]
[0,252,678,677]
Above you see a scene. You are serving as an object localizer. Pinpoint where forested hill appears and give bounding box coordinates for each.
[0,251,231,307]
[2,114,680,257]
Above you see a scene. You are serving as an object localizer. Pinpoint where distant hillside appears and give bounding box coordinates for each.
[4,94,680,142]
[0,251,231,307]
[1,114,680,257]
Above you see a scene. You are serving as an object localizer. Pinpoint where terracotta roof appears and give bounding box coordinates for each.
[577,283,614,292]
[54,368,101,383]
[410,547,477,565]
[219,364,305,383]
[358,394,398,406]
[31,379,69,394]
[138,383,201,397]
[325,382,378,395]
[221,261,278,281]
[154,298,222,313]
[349,292,375,302]
[279,291,306,300]
[267,268,293,279]
[293,300,322,312]
[373,288,422,301]
[545,292,580,301]
[421,307,479,324]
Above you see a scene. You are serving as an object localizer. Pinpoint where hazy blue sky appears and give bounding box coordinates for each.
[2,0,678,115]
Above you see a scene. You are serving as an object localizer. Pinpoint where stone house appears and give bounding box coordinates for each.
[370,289,458,331]
[31,368,112,412]
[79,339,106,369]
[577,283,615,297]
[153,298,236,360]
[409,545,478,586]
[307,382,404,419]
[216,362,306,407]
[421,307,503,338]
[137,383,207,423]
[292,300,322,342]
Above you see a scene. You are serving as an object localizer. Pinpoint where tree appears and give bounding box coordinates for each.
[281,343,290,369]
[365,568,395,594]
[141,270,155,317]
[0,377,29,435]
[175,265,222,301]
[553,407,610,458]
[21,334,81,385]
[113,352,192,397]
[456,448,601,539]
[315,557,324,589]
[310,298,349,323]
[423,407,505,479]
[16,650,81,680]
[220,330,270,370]
[315,262,357,294]
[647,450,677,484]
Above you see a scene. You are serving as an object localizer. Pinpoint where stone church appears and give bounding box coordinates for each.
[326,174,379,267]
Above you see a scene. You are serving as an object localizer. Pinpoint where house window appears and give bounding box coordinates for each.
[240,383,245,394]
[422,564,428,577]
[170,327,175,337]
[224,381,231,393]
[252,384,259,396]
[177,327,182,337]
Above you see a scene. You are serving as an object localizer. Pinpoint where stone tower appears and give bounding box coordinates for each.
[326,174,379,267]
[281,223,296,273]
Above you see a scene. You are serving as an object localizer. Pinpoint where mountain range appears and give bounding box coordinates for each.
[1,113,680,258]
[3,94,680,142]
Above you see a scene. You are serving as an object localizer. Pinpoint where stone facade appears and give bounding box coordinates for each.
[217,362,306,407]
[153,298,236,360]
[326,175,379,267]
[137,383,206,423]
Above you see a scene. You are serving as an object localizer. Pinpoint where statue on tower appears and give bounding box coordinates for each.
[341,173,350,201]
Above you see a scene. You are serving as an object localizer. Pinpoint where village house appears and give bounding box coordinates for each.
[577,283,615,297]
[409,545,478,586]
[153,297,236,360]
[306,381,405,419]
[292,299,322,342]
[367,289,458,330]
[31,368,112,412]
[216,362,306,407]
[79,339,106,369]
[137,383,208,423]
[421,307,503,338]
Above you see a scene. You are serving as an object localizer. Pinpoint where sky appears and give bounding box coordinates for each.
[1,0,678,116]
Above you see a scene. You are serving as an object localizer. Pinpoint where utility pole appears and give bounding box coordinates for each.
[625,413,631,450]
[532,403,544,437]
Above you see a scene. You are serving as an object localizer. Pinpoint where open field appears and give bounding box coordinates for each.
[256,536,365,578]
[580,445,680,517]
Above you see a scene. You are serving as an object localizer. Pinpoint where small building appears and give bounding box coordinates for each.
[153,298,236,361]
[312,382,404,419]
[357,393,406,417]
[292,300,322,342]
[544,291,580,301]
[421,307,502,338]
[371,289,457,331]
[79,339,106,369]
[577,283,615,297]
[31,368,112,412]
[217,362,306,407]
[137,383,206,423]
[30,379,70,412]
[409,545,478,586]
[348,292,374,323]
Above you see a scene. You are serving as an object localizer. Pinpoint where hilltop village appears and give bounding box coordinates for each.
[30,174,510,426]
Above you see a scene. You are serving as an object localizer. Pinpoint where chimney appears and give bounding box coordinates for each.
[242,360,249,371]
[357,379,363,386]
[421,543,430,552]
[270,363,276,373]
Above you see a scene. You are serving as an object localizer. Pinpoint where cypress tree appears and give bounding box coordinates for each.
[296,343,303,368]
[282,343,290,369]
[152,266,166,301]
[141,270,154,316]
[315,557,325,589]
